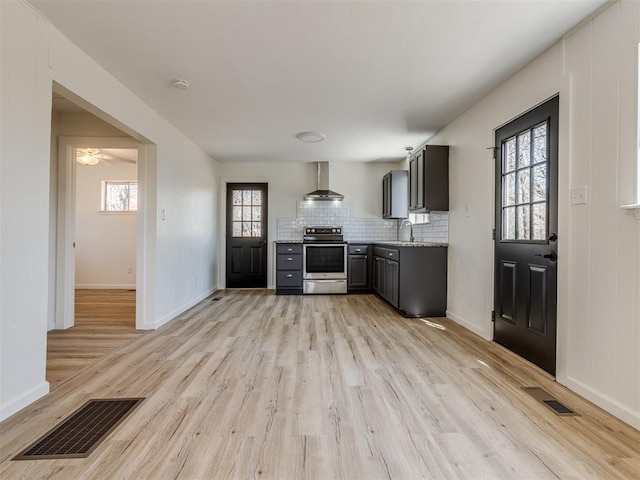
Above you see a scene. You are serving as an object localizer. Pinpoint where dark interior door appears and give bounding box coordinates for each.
[494,96,558,375]
[226,183,268,288]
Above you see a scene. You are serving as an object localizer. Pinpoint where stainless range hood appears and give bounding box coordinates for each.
[304,162,344,201]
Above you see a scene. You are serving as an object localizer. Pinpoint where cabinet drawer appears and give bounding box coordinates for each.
[277,254,302,270]
[277,270,302,287]
[373,246,387,257]
[276,244,302,254]
[373,246,400,261]
[385,248,399,261]
[348,245,369,255]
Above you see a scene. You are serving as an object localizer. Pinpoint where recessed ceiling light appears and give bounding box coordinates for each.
[172,79,190,90]
[296,132,326,143]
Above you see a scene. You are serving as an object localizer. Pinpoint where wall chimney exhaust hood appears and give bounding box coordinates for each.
[304,162,344,201]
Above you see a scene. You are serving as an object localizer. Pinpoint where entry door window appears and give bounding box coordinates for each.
[231,189,263,237]
[501,122,548,242]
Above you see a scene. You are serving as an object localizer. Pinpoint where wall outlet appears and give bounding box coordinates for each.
[127,266,133,274]
[571,186,588,205]
[194,275,198,285]
[161,209,166,220]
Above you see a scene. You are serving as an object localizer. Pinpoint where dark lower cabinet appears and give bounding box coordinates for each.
[373,245,447,317]
[373,247,399,307]
[347,244,372,292]
[275,243,303,294]
[373,256,385,294]
[384,258,399,307]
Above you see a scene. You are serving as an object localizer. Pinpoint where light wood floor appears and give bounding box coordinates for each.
[1,291,638,479]
[46,289,145,389]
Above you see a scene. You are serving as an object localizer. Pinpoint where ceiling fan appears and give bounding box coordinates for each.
[75,148,136,166]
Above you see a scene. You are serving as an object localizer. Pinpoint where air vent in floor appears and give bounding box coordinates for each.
[13,398,144,460]
[522,387,579,416]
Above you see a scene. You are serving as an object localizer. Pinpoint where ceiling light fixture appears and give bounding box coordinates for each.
[405,146,414,160]
[296,131,326,143]
[172,79,190,90]
[76,148,101,166]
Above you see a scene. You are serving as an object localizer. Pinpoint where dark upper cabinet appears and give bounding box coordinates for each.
[409,149,424,210]
[409,145,449,212]
[382,170,408,219]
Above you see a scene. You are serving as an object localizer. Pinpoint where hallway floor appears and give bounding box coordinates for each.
[46,289,144,389]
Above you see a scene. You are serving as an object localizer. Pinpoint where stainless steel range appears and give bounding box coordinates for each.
[303,226,347,294]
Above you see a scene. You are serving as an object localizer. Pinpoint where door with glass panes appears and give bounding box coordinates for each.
[494,96,558,375]
[226,183,268,288]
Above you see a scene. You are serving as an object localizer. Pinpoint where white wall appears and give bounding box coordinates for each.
[0,0,51,422]
[75,160,137,288]
[430,0,639,428]
[0,1,219,420]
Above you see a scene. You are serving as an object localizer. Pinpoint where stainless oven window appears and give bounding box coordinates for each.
[304,245,345,273]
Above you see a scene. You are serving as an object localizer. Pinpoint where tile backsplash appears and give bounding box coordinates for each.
[277,200,448,243]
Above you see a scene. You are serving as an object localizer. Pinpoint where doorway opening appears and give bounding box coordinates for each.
[47,88,156,387]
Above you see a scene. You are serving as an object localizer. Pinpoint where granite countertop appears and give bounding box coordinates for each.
[274,239,447,247]
[372,241,448,247]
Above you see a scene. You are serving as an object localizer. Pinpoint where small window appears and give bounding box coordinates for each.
[231,188,262,237]
[409,213,430,225]
[101,181,138,212]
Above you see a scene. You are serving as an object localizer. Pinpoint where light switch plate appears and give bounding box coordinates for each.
[571,186,587,205]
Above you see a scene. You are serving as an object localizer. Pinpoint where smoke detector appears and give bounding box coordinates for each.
[172,79,190,90]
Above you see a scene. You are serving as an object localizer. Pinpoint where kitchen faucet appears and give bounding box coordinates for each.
[399,219,414,242]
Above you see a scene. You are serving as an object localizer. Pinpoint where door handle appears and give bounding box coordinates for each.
[535,252,557,261]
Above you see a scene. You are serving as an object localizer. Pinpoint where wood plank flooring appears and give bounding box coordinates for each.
[1,291,638,479]
[47,289,144,388]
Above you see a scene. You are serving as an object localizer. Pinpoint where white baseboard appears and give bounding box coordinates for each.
[446,310,493,341]
[150,287,217,330]
[558,376,640,430]
[75,284,136,290]
[0,381,50,422]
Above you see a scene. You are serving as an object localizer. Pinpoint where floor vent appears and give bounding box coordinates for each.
[13,398,144,460]
[522,387,578,416]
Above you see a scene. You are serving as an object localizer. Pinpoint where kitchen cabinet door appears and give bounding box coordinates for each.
[385,259,399,307]
[348,255,369,290]
[409,149,424,210]
[409,145,449,212]
[373,256,385,295]
[382,170,408,219]
[348,245,371,292]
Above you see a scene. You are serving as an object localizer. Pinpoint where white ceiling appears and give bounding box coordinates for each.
[31,0,607,164]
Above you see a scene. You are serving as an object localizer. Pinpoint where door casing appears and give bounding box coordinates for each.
[54,136,156,331]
